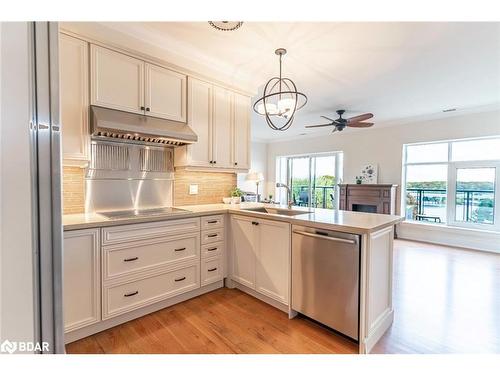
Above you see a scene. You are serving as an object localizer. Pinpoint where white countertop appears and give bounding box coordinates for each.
[63,203,403,235]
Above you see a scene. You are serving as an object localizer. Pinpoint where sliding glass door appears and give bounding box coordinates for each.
[277,152,343,209]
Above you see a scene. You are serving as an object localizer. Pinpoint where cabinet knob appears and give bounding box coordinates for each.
[140,106,145,111]
[146,107,150,112]
[213,160,217,164]
[235,162,238,166]
[209,161,213,164]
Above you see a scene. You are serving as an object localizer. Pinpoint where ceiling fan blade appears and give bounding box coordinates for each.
[347,122,374,128]
[305,123,335,128]
[346,113,373,123]
[320,115,336,122]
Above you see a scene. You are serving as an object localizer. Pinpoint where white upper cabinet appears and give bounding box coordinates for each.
[60,34,90,166]
[145,63,187,122]
[175,78,213,167]
[232,93,251,170]
[212,85,232,169]
[90,45,145,114]
[175,79,251,172]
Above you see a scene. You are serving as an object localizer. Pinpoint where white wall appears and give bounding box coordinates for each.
[237,141,268,198]
[266,110,500,252]
[0,22,36,343]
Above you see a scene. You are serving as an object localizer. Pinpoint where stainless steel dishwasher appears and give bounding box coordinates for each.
[291,225,360,341]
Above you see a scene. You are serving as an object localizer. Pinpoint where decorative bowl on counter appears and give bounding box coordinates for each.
[222,197,232,204]
[231,197,242,204]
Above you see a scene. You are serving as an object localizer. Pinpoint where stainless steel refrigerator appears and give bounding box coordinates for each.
[29,21,65,354]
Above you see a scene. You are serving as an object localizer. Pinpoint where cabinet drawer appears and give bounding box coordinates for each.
[102,217,200,245]
[201,256,223,286]
[103,233,200,281]
[201,241,224,259]
[201,228,224,244]
[201,215,224,230]
[103,263,199,319]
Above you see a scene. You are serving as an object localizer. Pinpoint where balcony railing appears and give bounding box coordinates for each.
[406,188,494,224]
[291,185,336,209]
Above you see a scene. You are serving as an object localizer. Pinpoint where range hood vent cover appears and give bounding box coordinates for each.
[90,106,197,147]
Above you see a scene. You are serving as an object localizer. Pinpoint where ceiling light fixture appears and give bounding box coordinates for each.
[208,21,243,32]
[253,48,307,131]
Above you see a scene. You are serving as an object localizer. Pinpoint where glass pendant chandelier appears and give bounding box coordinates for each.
[253,48,307,131]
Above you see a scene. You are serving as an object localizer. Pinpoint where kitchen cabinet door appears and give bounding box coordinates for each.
[60,34,90,166]
[145,63,187,122]
[90,45,145,114]
[232,93,251,170]
[230,215,257,289]
[177,78,213,167]
[255,219,291,304]
[63,229,101,333]
[212,85,232,168]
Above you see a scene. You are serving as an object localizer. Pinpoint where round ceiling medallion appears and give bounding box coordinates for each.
[208,21,243,32]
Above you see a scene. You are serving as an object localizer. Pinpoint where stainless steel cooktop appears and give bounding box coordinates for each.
[98,207,191,220]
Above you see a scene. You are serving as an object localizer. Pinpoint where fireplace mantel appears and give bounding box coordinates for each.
[339,184,398,215]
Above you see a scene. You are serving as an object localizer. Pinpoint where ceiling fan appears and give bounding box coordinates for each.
[305,110,374,133]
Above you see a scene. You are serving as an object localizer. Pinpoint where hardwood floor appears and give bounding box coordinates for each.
[66,240,500,354]
[372,240,500,354]
[66,287,358,354]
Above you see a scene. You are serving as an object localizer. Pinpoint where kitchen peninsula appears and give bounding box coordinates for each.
[63,203,402,353]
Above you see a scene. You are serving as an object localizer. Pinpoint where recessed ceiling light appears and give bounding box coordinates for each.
[442,108,457,112]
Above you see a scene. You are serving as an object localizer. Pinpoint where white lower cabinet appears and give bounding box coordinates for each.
[201,256,224,286]
[230,215,291,305]
[63,228,101,333]
[255,219,290,304]
[230,215,257,288]
[103,263,199,319]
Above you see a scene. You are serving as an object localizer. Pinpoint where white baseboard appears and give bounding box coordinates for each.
[361,309,394,354]
[231,280,289,313]
[398,222,500,253]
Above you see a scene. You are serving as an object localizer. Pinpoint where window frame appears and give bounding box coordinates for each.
[275,151,343,209]
[402,136,500,232]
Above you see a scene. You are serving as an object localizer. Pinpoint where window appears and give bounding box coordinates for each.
[402,137,500,231]
[276,152,343,209]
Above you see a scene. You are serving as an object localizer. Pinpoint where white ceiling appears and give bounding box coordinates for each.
[67,22,500,141]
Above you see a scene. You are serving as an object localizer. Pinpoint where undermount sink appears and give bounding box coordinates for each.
[241,207,312,216]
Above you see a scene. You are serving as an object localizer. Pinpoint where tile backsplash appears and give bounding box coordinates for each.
[62,166,85,214]
[62,166,236,214]
[174,170,236,206]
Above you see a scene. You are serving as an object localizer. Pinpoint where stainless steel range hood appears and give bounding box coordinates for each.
[90,105,197,146]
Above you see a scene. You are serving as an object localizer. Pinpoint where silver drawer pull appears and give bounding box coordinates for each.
[207,247,218,252]
[207,220,218,224]
[175,276,186,282]
[124,291,138,297]
[174,247,186,252]
[123,257,139,262]
[207,234,218,238]
[208,267,218,272]
[292,230,357,244]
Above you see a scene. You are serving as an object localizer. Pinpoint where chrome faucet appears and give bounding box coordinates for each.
[276,182,293,209]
